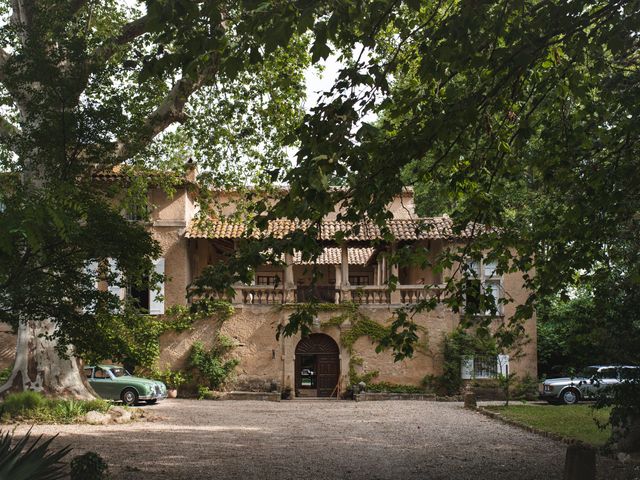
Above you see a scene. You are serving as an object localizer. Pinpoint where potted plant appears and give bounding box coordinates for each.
[161,370,186,398]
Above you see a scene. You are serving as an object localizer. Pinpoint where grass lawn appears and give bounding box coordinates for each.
[485,404,611,446]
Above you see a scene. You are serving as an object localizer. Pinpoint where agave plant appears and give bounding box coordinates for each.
[0,428,71,480]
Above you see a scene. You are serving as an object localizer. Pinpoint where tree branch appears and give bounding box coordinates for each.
[91,14,151,68]
[0,115,20,146]
[114,61,219,162]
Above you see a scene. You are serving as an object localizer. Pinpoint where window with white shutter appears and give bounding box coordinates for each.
[149,257,165,315]
[107,258,124,301]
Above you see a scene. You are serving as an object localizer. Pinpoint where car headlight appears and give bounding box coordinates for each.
[543,384,554,392]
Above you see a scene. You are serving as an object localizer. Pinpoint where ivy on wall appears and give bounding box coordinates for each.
[81,299,236,372]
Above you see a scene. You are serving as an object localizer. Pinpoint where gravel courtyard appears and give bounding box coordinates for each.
[10,399,637,480]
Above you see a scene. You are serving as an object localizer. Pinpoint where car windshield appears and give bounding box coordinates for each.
[576,367,599,378]
[108,367,130,378]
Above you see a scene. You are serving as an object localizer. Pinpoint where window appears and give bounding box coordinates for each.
[94,368,110,379]
[128,278,150,311]
[349,275,370,286]
[461,355,509,380]
[112,257,165,315]
[473,356,498,379]
[466,259,502,315]
[599,368,618,380]
[83,367,94,379]
[257,275,280,285]
[125,203,149,222]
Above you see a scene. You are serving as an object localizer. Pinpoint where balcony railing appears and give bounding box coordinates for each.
[294,285,337,303]
[398,285,440,304]
[238,285,285,305]
[349,286,390,304]
[199,284,442,306]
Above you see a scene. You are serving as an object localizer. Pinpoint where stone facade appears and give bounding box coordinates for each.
[0,182,538,395]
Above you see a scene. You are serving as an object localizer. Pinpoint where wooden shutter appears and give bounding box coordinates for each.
[149,257,165,315]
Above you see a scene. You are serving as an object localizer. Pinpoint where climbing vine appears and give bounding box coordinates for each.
[321,306,389,353]
[76,299,235,371]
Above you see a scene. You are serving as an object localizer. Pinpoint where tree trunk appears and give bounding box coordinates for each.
[0,320,96,399]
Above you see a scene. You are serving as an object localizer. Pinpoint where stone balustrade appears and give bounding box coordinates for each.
[196,285,441,306]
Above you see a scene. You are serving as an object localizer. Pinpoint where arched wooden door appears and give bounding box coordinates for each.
[295,334,340,397]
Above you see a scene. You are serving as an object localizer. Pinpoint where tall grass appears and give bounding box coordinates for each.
[0,391,110,423]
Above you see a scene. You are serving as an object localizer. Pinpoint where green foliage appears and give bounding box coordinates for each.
[188,337,239,390]
[196,386,210,400]
[0,429,71,480]
[429,330,497,396]
[0,392,110,423]
[348,356,379,386]
[156,369,187,390]
[497,373,517,406]
[486,405,611,447]
[510,374,540,401]
[2,391,47,415]
[70,452,109,480]
[0,366,11,385]
[73,299,234,372]
[365,382,424,394]
[322,308,389,353]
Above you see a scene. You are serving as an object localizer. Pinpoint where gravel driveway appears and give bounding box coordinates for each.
[9,399,637,480]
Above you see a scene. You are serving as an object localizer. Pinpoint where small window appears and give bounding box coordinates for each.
[94,368,110,379]
[349,275,370,286]
[257,275,279,286]
[125,204,148,222]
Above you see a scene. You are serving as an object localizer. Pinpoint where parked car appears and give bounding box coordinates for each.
[541,365,639,405]
[84,365,167,405]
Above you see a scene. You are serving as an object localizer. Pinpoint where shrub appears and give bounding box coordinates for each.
[189,336,239,390]
[157,369,187,390]
[0,392,111,423]
[511,374,540,400]
[365,382,424,394]
[70,452,109,480]
[0,366,11,385]
[197,385,209,400]
[2,391,47,416]
[0,429,71,480]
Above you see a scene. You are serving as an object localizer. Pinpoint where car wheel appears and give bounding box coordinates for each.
[561,388,579,405]
[146,399,158,405]
[121,388,138,406]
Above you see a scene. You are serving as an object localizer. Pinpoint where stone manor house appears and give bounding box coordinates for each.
[0,169,537,397]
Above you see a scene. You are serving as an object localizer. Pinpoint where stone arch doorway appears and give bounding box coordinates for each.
[295,334,340,397]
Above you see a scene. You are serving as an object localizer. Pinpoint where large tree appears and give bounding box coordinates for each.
[0,0,308,398]
[223,0,640,356]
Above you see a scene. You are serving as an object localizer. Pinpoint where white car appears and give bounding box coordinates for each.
[541,365,639,405]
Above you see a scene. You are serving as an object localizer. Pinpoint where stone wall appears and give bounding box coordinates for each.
[156,302,537,396]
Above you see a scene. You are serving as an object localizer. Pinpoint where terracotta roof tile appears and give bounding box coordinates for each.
[186,216,481,241]
[293,248,374,265]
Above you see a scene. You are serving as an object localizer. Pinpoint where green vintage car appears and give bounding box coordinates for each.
[84,365,167,405]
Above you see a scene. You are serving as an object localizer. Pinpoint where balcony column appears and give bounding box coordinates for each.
[334,264,342,303]
[390,243,401,304]
[340,244,351,302]
[284,253,295,303]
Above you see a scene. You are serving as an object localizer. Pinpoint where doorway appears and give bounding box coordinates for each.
[294,334,340,397]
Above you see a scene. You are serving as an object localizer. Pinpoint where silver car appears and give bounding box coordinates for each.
[541,365,639,405]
